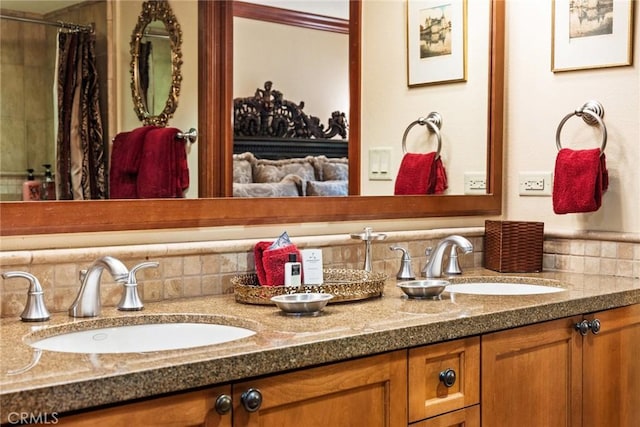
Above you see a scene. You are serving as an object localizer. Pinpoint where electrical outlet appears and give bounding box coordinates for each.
[519,172,553,196]
[464,173,487,195]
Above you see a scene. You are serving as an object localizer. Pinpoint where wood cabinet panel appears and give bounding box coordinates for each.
[582,304,640,427]
[408,336,480,422]
[232,350,407,427]
[56,385,231,427]
[481,316,583,427]
[410,405,480,427]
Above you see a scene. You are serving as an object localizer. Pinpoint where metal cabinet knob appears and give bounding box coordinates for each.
[439,368,457,387]
[241,388,263,412]
[215,394,232,415]
[575,319,601,336]
[575,320,590,336]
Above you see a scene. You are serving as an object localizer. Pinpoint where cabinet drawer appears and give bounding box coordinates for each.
[408,337,480,422]
[410,405,480,427]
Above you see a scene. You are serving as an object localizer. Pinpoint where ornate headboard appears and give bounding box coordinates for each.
[233,81,348,159]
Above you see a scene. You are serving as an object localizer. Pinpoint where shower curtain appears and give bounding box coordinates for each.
[55,30,107,200]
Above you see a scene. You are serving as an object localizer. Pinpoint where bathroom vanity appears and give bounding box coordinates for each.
[1,270,638,426]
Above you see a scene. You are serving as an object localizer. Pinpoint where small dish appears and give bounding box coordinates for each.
[271,293,334,316]
[397,280,450,300]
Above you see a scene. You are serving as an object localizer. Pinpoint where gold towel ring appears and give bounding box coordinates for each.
[402,112,442,158]
[556,101,607,156]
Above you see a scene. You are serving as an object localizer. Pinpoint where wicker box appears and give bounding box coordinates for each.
[484,220,544,272]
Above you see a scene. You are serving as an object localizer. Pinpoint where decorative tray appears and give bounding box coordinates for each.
[232,268,388,305]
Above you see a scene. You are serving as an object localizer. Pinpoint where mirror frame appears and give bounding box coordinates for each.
[0,0,503,237]
[130,0,183,126]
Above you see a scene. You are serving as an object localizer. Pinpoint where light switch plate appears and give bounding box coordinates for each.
[369,147,393,181]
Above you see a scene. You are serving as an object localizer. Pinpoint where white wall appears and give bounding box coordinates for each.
[233,17,349,128]
[361,0,491,196]
[504,0,639,233]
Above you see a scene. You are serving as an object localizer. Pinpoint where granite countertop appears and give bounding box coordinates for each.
[1,268,639,419]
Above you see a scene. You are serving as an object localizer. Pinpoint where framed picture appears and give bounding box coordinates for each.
[552,0,634,72]
[407,0,467,87]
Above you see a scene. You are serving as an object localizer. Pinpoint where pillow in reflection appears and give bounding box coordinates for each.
[306,180,348,196]
[253,157,317,183]
[314,156,349,181]
[233,152,257,184]
[233,174,303,198]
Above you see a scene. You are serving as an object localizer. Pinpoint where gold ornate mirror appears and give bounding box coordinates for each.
[130,0,183,126]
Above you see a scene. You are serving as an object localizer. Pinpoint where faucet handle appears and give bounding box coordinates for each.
[389,246,415,280]
[117,261,159,311]
[2,271,50,322]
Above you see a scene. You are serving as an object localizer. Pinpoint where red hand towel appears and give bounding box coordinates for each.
[553,148,608,214]
[109,126,157,198]
[253,241,302,286]
[434,158,448,194]
[394,152,447,195]
[137,127,190,198]
[253,241,272,286]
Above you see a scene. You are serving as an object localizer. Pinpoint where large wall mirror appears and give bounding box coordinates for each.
[0,0,503,236]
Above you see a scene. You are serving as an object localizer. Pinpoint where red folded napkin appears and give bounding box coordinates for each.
[254,241,302,286]
[553,148,608,214]
[394,152,447,195]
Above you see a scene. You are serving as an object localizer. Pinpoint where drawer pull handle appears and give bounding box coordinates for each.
[215,394,232,415]
[241,388,263,412]
[589,318,601,335]
[439,368,457,387]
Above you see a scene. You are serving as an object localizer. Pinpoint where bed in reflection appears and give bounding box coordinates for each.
[233,81,348,197]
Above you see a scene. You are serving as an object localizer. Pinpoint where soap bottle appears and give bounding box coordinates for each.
[284,253,302,287]
[22,169,41,201]
[41,164,56,201]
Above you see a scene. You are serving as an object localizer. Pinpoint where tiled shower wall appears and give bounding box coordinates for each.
[0,1,108,201]
[1,229,638,318]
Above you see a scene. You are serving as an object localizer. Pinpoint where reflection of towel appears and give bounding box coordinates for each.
[137,127,190,198]
[553,148,608,214]
[394,152,448,195]
[109,126,157,198]
[254,241,302,286]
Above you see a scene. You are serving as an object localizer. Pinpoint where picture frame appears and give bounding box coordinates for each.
[407,0,467,87]
[552,0,634,72]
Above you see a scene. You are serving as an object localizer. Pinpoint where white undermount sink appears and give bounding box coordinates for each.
[28,321,256,354]
[445,281,566,296]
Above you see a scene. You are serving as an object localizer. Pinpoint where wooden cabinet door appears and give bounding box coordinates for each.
[410,405,480,427]
[582,304,640,427]
[408,337,479,422]
[481,316,583,427]
[231,350,407,427]
[56,385,232,427]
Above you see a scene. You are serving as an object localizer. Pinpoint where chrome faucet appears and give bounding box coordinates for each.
[422,235,473,278]
[69,256,129,318]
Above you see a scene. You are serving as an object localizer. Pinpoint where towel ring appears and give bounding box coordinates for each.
[556,101,606,156]
[402,112,442,158]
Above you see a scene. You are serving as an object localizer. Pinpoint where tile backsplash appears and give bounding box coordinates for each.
[1,228,638,318]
